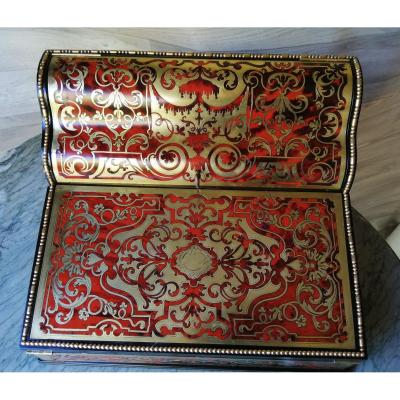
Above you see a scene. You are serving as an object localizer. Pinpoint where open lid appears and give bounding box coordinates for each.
[38,51,362,190]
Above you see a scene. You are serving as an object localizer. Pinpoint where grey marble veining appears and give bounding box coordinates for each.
[353,214,400,371]
[0,135,399,372]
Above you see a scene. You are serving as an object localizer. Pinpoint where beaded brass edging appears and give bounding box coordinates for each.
[37,50,55,186]
[21,185,55,341]
[20,341,364,359]
[50,49,354,61]
[342,57,365,354]
[344,57,363,194]
[343,193,365,353]
[21,50,365,360]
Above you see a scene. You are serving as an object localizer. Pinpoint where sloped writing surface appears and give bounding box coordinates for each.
[31,185,355,349]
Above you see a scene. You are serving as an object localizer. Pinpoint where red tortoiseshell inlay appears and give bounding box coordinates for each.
[47,55,353,188]
[35,188,353,347]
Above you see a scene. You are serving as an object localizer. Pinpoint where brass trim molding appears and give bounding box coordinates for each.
[21,185,55,340]
[37,51,54,186]
[344,56,363,194]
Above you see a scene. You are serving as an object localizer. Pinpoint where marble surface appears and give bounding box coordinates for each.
[0,135,399,372]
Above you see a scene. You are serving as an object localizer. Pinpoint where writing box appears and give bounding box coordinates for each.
[21,50,365,369]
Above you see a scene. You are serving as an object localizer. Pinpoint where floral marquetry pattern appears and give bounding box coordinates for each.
[36,189,353,346]
[47,55,353,188]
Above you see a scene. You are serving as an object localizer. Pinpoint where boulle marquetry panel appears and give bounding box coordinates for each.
[22,50,364,368]
[31,187,354,348]
[47,55,353,188]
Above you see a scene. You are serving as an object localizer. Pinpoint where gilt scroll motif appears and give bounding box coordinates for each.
[48,56,352,188]
[36,188,354,347]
